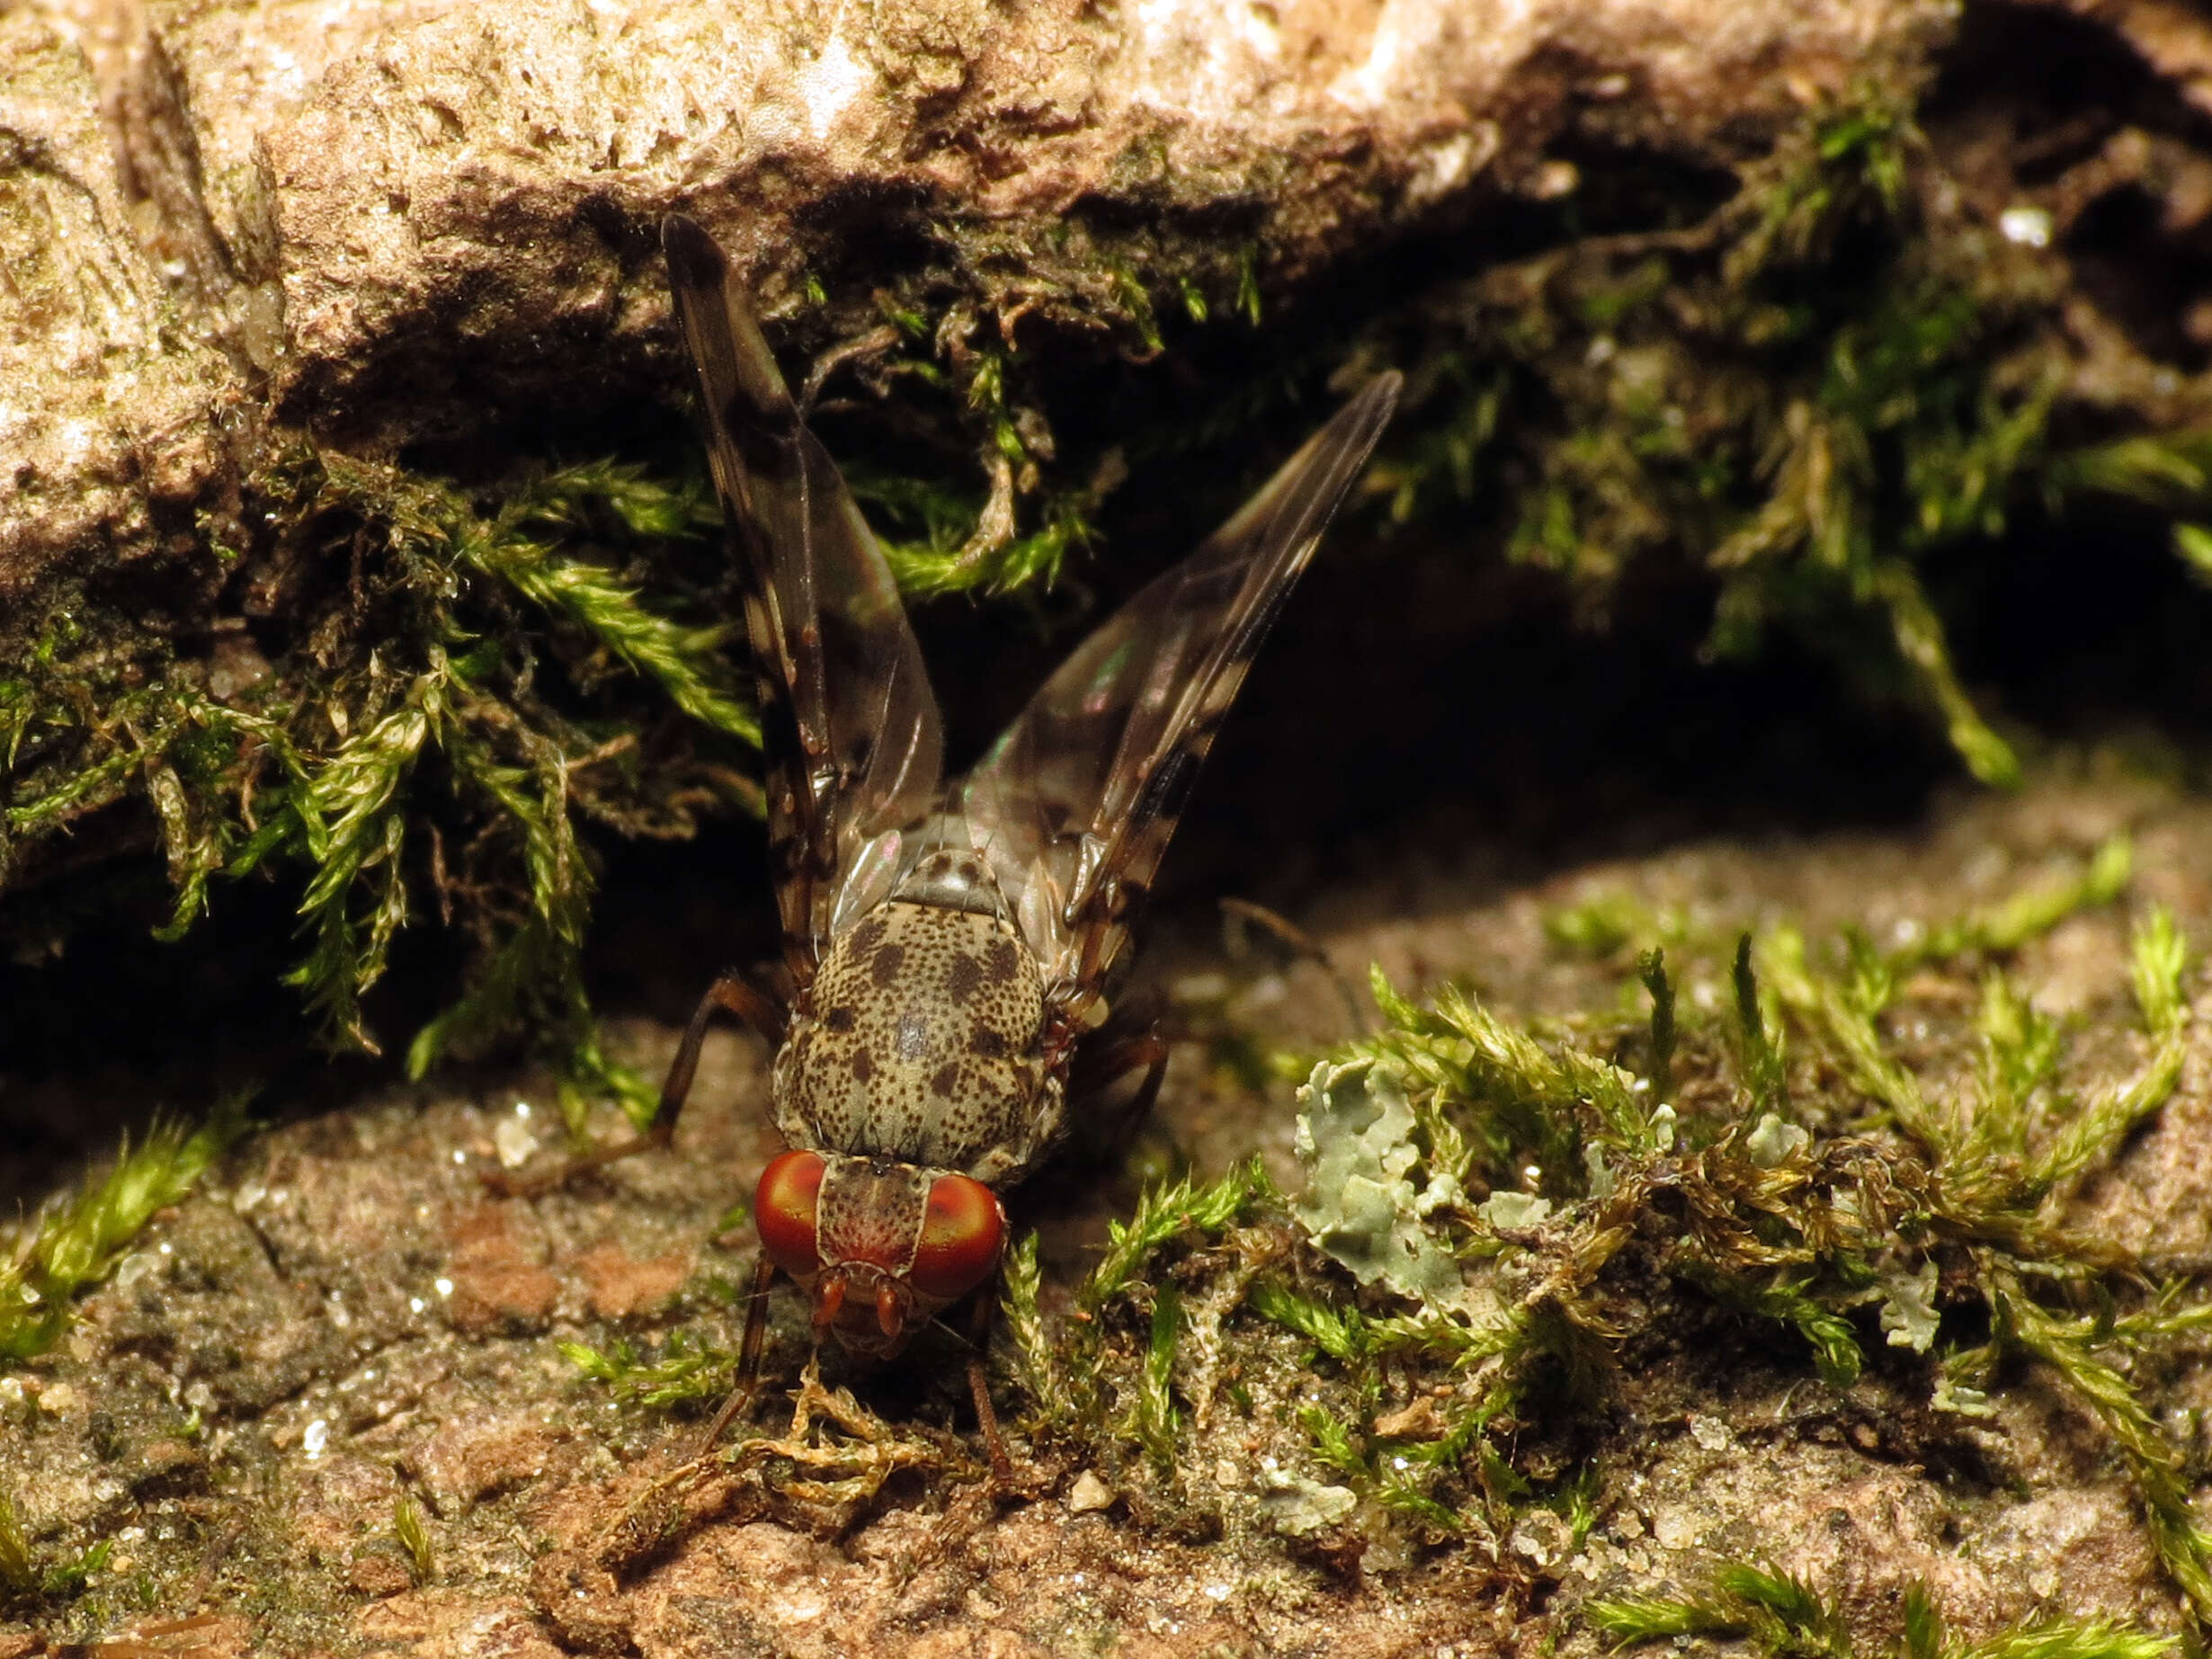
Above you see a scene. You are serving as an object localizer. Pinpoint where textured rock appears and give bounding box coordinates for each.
[2,0,1951,607]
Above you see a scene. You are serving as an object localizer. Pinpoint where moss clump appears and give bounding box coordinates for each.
[558,1328,739,1412]
[12,57,2212,1118]
[392,1497,435,1586]
[1357,82,2212,788]
[522,807,2203,1639]
[0,1099,245,1361]
[4,452,760,1115]
[969,831,2204,1629]
[1594,1565,2182,1659]
[1592,1563,2178,1659]
[0,1491,111,1607]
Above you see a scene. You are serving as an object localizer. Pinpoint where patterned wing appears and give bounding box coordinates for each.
[960,370,1402,1017]
[664,215,944,979]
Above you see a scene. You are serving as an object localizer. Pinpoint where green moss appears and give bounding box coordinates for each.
[1078,1157,1272,1315]
[0,1099,245,1361]
[996,1230,1060,1425]
[1592,1564,2177,1659]
[22,67,2208,1104]
[392,1497,434,1585]
[1124,1283,1184,1470]
[0,1494,31,1595]
[0,1491,113,1604]
[481,808,2203,1628]
[995,1158,1271,1464]
[969,825,2202,1612]
[559,1329,737,1411]
[1357,82,2211,787]
[3,450,762,1108]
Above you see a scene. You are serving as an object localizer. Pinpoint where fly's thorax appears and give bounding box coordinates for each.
[772,887,1059,1181]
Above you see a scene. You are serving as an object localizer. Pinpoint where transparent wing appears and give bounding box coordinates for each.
[960,370,1401,1014]
[664,215,943,979]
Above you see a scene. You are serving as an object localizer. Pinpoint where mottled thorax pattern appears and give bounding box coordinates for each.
[775,871,1055,1180]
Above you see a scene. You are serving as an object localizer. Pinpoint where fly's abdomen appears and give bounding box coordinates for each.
[776,900,1052,1176]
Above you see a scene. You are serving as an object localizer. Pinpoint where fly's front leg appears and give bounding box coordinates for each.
[697,1253,778,1456]
[966,1281,1015,1487]
[484,970,781,1198]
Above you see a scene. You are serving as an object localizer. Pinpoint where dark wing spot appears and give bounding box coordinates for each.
[1132,747,1200,830]
[945,954,985,1003]
[850,1050,874,1083]
[870,943,906,987]
[824,1005,858,1033]
[929,1063,960,1098]
[970,1028,1008,1059]
[986,939,1021,984]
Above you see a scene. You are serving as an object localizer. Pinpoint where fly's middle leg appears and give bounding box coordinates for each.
[483,969,781,1198]
[1066,1021,1172,1154]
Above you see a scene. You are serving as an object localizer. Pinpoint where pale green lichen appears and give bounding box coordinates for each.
[1291,1057,1470,1307]
[1877,1258,1941,1353]
[1258,1470,1358,1537]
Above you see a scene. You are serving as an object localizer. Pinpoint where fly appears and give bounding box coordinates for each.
[497,214,1399,1476]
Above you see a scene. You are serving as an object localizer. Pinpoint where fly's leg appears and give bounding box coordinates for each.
[965,1282,1015,1486]
[1066,1023,1171,1149]
[1218,896,1371,1037]
[484,970,781,1198]
[697,1253,777,1456]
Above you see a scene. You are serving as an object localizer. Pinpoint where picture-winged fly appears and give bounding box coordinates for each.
[498,215,1398,1476]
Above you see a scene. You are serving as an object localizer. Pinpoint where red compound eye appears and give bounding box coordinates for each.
[908,1174,1005,1301]
[754,1150,825,1279]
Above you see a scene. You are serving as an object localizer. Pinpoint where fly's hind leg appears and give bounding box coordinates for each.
[484,970,782,1198]
[1218,896,1371,1037]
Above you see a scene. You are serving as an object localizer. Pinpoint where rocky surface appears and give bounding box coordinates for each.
[4,0,1955,604]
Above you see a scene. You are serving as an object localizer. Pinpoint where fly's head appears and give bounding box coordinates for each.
[752,1148,1005,1358]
